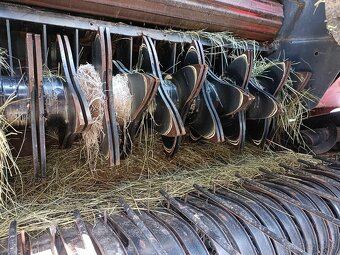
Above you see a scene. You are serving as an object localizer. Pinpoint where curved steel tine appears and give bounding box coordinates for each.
[108,213,158,255]
[193,184,309,255]
[297,178,340,219]
[159,190,242,255]
[296,160,340,182]
[8,221,17,255]
[54,226,71,254]
[187,195,257,255]
[151,209,209,255]
[118,198,167,255]
[92,28,115,166]
[91,218,127,255]
[139,212,186,255]
[34,34,47,180]
[143,36,185,136]
[234,189,306,252]
[56,34,85,145]
[247,80,281,119]
[30,230,58,255]
[259,167,340,203]
[216,189,290,255]
[298,159,335,172]
[194,41,225,141]
[113,60,131,74]
[249,190,310,253]
[73,210,97,255]
[104,27,120,165]
[25,33,40,178]
[297,178,340,254]
[236,174,340,226]
[313,155,340,168]
[20,231,30,255]
[58,225,86,255]
[280,180,339,255]
[263,181,330,255]
[206,190,278,255]
[203,81,224,142]
[139,38,182,137]
[280,163,340,188]
[62,35,93,131]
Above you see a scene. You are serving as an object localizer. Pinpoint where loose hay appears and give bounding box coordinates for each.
[0,137,313,239]
[0,48,20,206]
[77,64,105,170]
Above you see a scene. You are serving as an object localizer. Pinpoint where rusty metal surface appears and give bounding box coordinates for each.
[5,0,283,41]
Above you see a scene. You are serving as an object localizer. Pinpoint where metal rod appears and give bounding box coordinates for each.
[6,19,14,76]
[74,29,79,69]
[129,37,133,71]
[171,43,177,73]
[42,24,48,66]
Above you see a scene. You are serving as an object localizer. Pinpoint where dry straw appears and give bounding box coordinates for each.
[0,137,313,239]
[111,74,133,126]
[0,48,20,207]
[77,64,105,171]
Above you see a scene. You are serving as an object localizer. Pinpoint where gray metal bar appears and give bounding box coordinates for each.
[171,43,177,73]
[74,29,79,69]
[42,24,48,66]
[6,19,14,76]
[129,37,133,71]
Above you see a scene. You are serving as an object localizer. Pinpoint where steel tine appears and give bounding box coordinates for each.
[159,189,240,255]
[8,221,17,255]
[34,34,47,179]
[236,173,340,226]
[313,155,340,167]
[298,159,334,172]
[6,19,14,76]
[193,184,308,255]
[73,210,97,255]
[259,167,340,203]
[26,33,40,179]
[119,198,168,255]
[280,163,340,187]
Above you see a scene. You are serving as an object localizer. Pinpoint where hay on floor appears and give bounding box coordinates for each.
[0,136,313,239]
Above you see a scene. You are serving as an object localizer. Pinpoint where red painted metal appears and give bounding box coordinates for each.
[5,0,283,41]
[312,77,340,116]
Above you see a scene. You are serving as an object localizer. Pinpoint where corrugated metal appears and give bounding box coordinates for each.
[5,0,283,41]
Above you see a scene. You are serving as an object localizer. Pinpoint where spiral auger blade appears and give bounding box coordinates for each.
[246,61,291,147]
